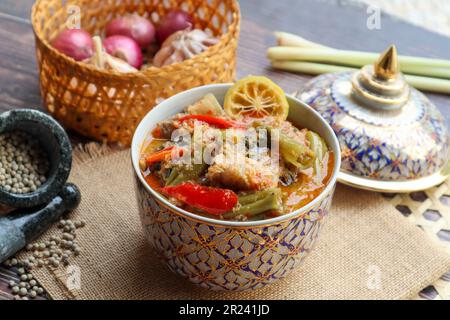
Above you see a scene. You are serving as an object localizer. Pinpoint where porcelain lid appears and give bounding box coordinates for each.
[298,46,449,192]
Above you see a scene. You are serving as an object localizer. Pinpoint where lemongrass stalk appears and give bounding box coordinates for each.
[268,47,450,79]
[271,60,450,94]
[398,65,450,79]
[405,74,450,94]
[269,47,450,79]
[274,61,450,80]
[268,47,450,70]
[274,31,331,49]
[272,60,354,74]
[273,32,450,79]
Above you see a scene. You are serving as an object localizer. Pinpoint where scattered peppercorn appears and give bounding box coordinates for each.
[3,218,86,299]
[19,288,27,296]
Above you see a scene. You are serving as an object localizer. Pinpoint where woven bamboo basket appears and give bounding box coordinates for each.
[31,0,240,146]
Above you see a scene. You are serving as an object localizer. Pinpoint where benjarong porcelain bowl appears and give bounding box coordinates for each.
[131,84,341,291]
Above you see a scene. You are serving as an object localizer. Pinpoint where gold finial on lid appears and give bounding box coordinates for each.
[374,45,399,80]
[351,44,409,110]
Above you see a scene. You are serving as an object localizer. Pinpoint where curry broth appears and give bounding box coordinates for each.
[280,152,334,212]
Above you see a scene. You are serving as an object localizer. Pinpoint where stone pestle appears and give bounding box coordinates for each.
[0,183,81,263]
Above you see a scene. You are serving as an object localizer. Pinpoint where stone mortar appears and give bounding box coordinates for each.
[0,109,72,210]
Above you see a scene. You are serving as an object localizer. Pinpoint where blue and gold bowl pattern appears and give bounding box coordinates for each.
[136,180,334,291]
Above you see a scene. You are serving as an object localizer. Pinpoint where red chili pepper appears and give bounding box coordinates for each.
[146,146,178,165]
[160,182,238,215]
[178,114,245,129]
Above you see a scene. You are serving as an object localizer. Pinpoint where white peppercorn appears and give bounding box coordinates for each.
[75,220,86,228]
[19,287,27,296]
[6,218,87,299]
[62,233,74,241]
[0,131,49,194]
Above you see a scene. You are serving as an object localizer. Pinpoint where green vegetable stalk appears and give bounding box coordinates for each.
[279,132,315,170]
[306,131,328,182]
[257,125,315,170]
[224,188,282,219]
[165,163,207,186]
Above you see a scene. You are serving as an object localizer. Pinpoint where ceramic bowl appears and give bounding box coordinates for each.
[131,84,341,291]
[0,109,72,213]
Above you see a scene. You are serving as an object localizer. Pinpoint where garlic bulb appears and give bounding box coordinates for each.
[83,36,138,73]
[153,28,219,67]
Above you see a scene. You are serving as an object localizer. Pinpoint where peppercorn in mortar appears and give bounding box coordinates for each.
[0,131,49,194]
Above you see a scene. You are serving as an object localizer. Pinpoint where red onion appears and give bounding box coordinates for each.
[105,14,155,49]
[103,35,143,69]
[52,29,94,61]
[156,10,194,44]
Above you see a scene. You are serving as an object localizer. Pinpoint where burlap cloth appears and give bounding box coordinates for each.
[28,144,450,300]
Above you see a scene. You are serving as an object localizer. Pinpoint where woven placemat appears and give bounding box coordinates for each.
[21,144,450,300]
[386,185,450,300]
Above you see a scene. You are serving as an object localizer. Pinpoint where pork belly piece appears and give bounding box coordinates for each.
[206,152,278,191]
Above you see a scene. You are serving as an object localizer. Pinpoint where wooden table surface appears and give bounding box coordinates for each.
[1,0,450,300]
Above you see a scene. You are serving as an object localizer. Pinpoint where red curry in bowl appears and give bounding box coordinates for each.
[139,76,334,221]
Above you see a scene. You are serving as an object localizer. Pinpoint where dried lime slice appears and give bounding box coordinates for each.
[224,76,289,121]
